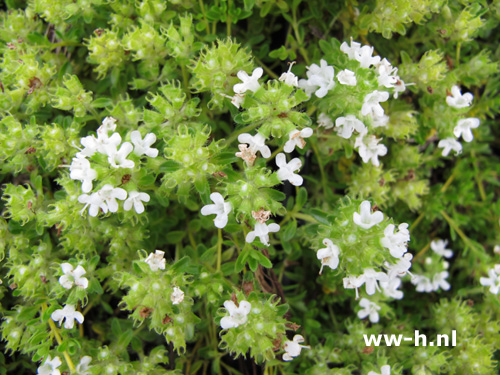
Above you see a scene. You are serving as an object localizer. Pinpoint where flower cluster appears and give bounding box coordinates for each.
[69,117,157,216]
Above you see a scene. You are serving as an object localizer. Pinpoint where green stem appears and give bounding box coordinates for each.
[217,228,222,271]
[309,138,328,195]
[254,56,279,79]
[226,0,232,37]
[292,212,318,223]
[198,0,210,35]
[223,122,261,146]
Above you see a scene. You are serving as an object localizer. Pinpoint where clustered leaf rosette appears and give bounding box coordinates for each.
[217,291,290,362]
[118,251,199,352]
[316,198,413,323]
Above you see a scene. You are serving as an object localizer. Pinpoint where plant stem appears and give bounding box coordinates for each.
[198,0,210,35]
[254,56,279,79]
[217,228,222,271]
[226,0,232,37]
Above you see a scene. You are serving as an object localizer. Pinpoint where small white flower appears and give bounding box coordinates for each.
[335,115,367,139]
[233,67,263,94]
[343,274,366,299]
[393,78,410,98]
[238,133,271,158]
[385,253,413,279]
[361,90,389,117]
[69,156,97,193]
[37,355,62,375]
[368,365,391,375]
[282,334,310,361]
[76,356,92,375]
[279,62,299,87]
[200,192,232,229]
[411,274,434,293]
[480,266,500,294]
[98,184,127,213]
[430,239,453,258]
[298,59,335,98]
[99,117,117,137]
[276,153,303,186]
[145,250,166,271]
[78,192,107,217]
[284,127,313,153]
[453,118,480,142]
[438,137,462,157]
[230,93,245,108]
[317,239,340,274]
[130,131,159,158]
[381,223,410,258]
[362,268,389,295]
[355,134,387,167]
[354,45,381,69]
[340,38,361,60]
[245,222,280,246]
[123,191,150,214]
[317,113,334,129]
[220,300,251,329]
[353,201,384,229]
[107,141,135,169]
[380,277,404,299]
[372,113,390,128]
[51,304,84,329]
[432,271,450,291]
[446,85,473,108]
[376,58,398,88]
[59,263,88,289]
[357,298,381,323]
[171,286,184,305]
[337,69,357,86]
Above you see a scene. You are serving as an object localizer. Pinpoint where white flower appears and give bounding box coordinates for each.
[362,268,389,295]
[368,365,391,375]
[282,334,310,361]
[438,137,462,157]
[432,271,450,291]
[131,131,159,158]
[355,134,387,167]
[317,239,340,274]
[480,266,500,294]
[372,113,390,128]
[107,142,135,169]
[393,78,409,98]
[171,286,184,305]
[230,93,245,108]
[76,356,92,375]
[220,300,251,329]
[246,222,280,246]
[317,113,334,129]
[59,263,88,289]
[446,85,473,108]
[340,38,361,59]
[37,355,62,375]
[357,298,381,323]
[298,59,335,98]
[276,153,303,186]
[238,133,271,158]
[335,115,367,139]
[98,184,127,213]
[453,118,480,142]
[51,304,84,329]
[279,62,298,87]
[145,250,166,271]
[284,127,313,153]
[353,201,384,229]
[430,239,453,258]
[376,58,398,88]
[337,69,357,86]
[123,191,150,214]
[385,253,413,279]
[411,274,434,293]
[343,274,366,299]
[200,192,232,228]
[381,223,410,258]
[69,156,97,193]
[98,117,117,137]
[380,277,404,299]
[233,67,263,94]
[361,90,389,117]
[354,45,381,68]
[78,192,107,217]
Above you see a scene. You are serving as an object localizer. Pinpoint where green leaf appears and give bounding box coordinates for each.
[92,97,114,108]
[171,256,191,273]
[296,187,308,210]
[251,249,272,268]
[159,160,182,173]
[235,248,250,272]
[165,231,186,244]
[247,256,258,272]
[117,329,133,350]
[282,220,297,242]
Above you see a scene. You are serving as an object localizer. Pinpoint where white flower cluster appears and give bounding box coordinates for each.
[479,264,500,295]
[220,300,252,329]
[143,250,185,304]
[37,355,92,375]
[317,201,412,324]
[438,86,480,156]
[307,40,411,167]
[69,117,157,217]
[410,239,453,293]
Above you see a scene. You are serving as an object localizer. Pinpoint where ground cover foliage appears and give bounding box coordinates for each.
[0,0,500,374]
